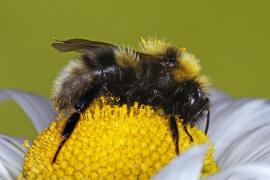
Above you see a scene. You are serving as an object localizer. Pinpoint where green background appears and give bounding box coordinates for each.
[0,0,269,140]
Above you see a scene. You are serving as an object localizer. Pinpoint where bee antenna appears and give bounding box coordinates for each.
[51,36,64,43]
[205,105,210,135]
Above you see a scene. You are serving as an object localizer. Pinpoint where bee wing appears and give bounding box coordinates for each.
[52,38,161,61]
[51,38,116,52]
[52,38,158,59]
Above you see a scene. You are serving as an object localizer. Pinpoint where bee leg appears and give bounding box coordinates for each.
[183,125,193,142]
[205,107,210,135]
[169,116,180,155]
[52,138,67,163]
[52,83,102,164]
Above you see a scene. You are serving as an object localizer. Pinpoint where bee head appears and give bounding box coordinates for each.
[173,80,209,124]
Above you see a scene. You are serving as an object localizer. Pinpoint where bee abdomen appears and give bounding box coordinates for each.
[52,59,93,111]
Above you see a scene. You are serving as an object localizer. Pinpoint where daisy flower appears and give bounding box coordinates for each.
[0,89,270,179]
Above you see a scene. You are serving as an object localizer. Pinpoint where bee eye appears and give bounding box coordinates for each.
[189,97,196,105]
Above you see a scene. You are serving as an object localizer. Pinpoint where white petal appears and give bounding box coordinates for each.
[217,123,270,169]
[205,162,270,180]
[208,88,233,103]
[196,88,234,131]
[0,89,57,132]
[209,97,270,167]
[0,134,26,179]
[152,145,208,180]
[0,134,29,153]
[0,161,13,180]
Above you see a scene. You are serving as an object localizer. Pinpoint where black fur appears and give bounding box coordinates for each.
[52,39,210,163]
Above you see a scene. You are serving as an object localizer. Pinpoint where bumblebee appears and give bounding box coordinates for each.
[51,38,210,163]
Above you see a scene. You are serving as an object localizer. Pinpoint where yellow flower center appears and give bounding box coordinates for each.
[21,98,219,179]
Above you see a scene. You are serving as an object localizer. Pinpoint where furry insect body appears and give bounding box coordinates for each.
[51,38,210,163]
